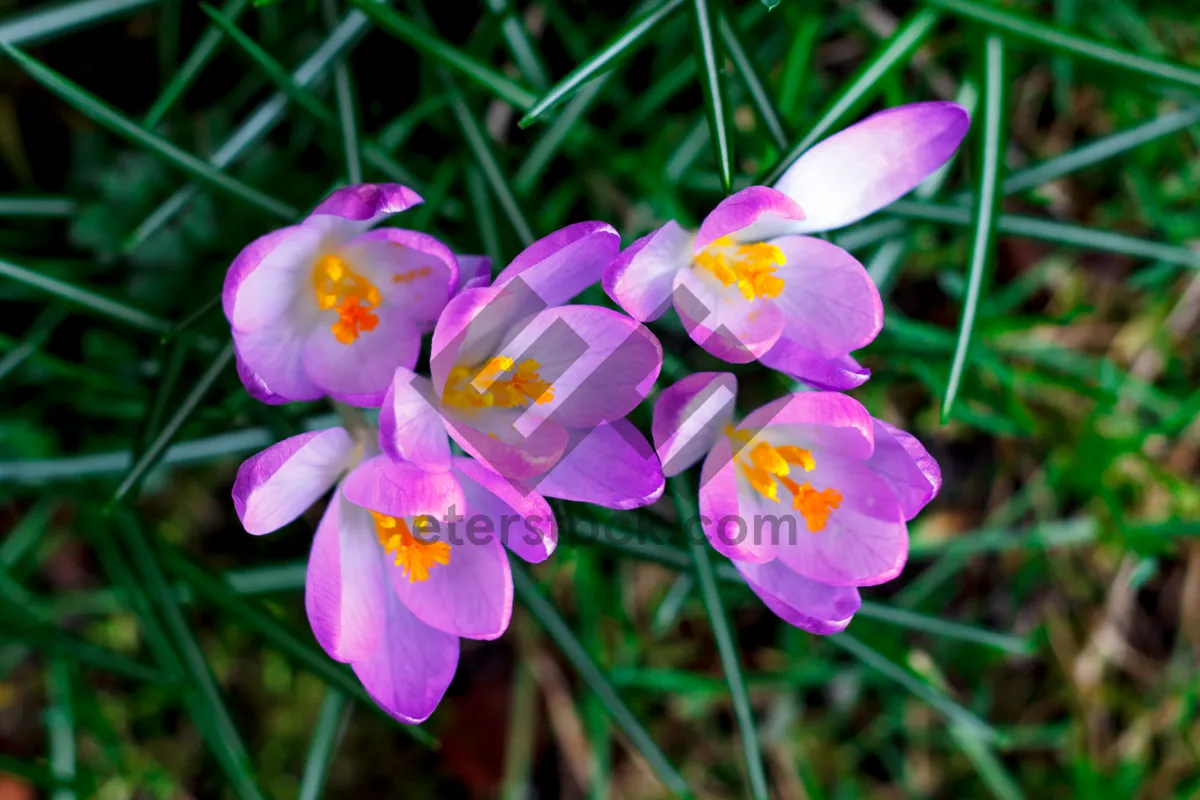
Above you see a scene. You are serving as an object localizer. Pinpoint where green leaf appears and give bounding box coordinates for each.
[510,559,694,798]
[925,0,1200,91]
[690,0,733,193]
[0,305,66,384]
[670,477,768,800]
[761,7,940,185]
[944,33,1006,422]
[484,0,550,90]
[0,0,156,47]
[516,75,609,195]
[46,660,77,800]
[519,0,686,128]
[297,689,349,800]
[0,196,75,216]
[346,0,537,110]
[0,256,169,334]
[717,12,787,151]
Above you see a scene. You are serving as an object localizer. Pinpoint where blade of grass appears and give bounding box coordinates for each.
[777,11,820,123]
[499,640,538,800]
[485,0,549,90]
[924,0,1200,91]
[855,603,1031,655]
[510,559,693,798]
[164,294,222,341]
[297,689,350,800]
[0,43,295,220]
[0,0,155,46]
[690,0,733,193]
[0,196,75,216]
[515,75,609,195]
[574,551,612,799]
[110,342,234,504]
[346,0,535,109]
[466,165,504,266]
[717,11,787,151]
[0,499,58,572]
[0,256,169,334]
[652,572,695,636]
[943,33,1006,422]
[0,305,66,383]
[670,477,767,800]
[1051,0,1076,114]
[144,0,250,127]
[761,7,940,185]
[519,0,685,127]
[320,0,362,185]
[134,336,191,459]
[46,660,76,800]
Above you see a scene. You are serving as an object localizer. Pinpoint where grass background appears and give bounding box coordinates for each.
[0,0,1198,797]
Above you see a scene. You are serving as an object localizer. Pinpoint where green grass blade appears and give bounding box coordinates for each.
[717,12,787,151]
[466,166,504,265]
[143,0,251,127]
[499,650,538,800]
[485,0,550,90]
[690,0,733,193]
[0,499,58,572]
[0,256,169,334]
[297,689,349,800]
[574,550,612,799]
[1051,0,1076,114]
[943,33,1006,422]
[652,572,695,636]
[855,602,1031,655]
[0,0,155,46]
[332,56,362,184]
[518,0,685,128]
[46,660,76,800]
[0,305,66,383]
[510,559,694,798]
[924,0,1200,91]
[0,196,75,216]
[761,7,940,186]
[671,477,768,800]
[346,0,535,110]
[0,43,296,220]
[516,75,608,195]
[111,342,234,503]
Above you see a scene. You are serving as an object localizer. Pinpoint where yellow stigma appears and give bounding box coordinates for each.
[369,511,451,583]
[312,255,382,344]
[694,236,786,300]
[442,356,555,412]
[727,432,837,532]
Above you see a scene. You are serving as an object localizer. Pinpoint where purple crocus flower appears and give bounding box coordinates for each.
[423,221,665,508]
[652,372,941,633]
[232,416,556,723]
[605,102,969,390]
[224,183,487,407]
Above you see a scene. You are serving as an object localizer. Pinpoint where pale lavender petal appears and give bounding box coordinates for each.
[430,285,529,398]
[236,353,290,405]
[223,224,324,333]
[493,221,620,306]
[774,102,970,233]
[867,419,941,520]
[453,457,557,563]
[759,341,871,392]
[306,183,423,240]
[352,587,459,724]
[305,492,387,662]
[734,559,860,635]
[302,304,422,407]
[698,438,776,563]
[674,265,784,364]
[388,517,513,640]
[531,420,664,510]
[379,368,451,472]
[455,254,493,292]
[693,186,807,251]
[233,307,323,403]
[602,221,692,323]
[232,428,353,535]
[342,455,465,521]
[736,392,875,460]
[771,236,882,358]
[652,372,738,477]
[340,228,458,326]
[441,407,569,481]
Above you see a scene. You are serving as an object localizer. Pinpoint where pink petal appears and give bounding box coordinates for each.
[430,285,531,398]
[387,514,513,640]
[441,407,570,482]
[455,254,493,292]
[302,304,422,407]
[453,457,557,563]
[602,221,692,323]
[232,428,354,535]
[305,492,387,662]
[223,224,325,333]
[342,455,465,521]
[493,221,620,306]
[697,438,776,563]
[235,353,291,405]
[351,587,459,724]
[736,392,875,461]
[232,307,323,403]
[306,183,423,240]
[771,236,882,358]
[652,372,738,478]
[673,265,784,364]
[759,341,871,391]
[531,420,664,510]
[340,228,458,326]
[734,559,860,635]
[694,186,806,251]
[867,420,941,521]
[379,368,451,472]
[774,102,970,233]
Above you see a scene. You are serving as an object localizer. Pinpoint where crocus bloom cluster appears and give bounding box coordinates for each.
[653,373,941,631]
[604,102,969,390]
[224,184,486,407]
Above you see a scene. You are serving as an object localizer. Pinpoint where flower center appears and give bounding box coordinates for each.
[442,356,555,412]
[370,510,451,583]
[312,254,382,344]
[726,427,841,532]
[694,236,786,300]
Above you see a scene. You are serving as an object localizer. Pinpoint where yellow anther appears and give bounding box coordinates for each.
[694,236,787,300]
[749,442,790,476]
[733,440,840,532]
[369,511,451,583]
[739,461,778,502]
[443,356,553,412]
[312,255,382,344]
[793,483,842,533]
[776,445,816,472]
